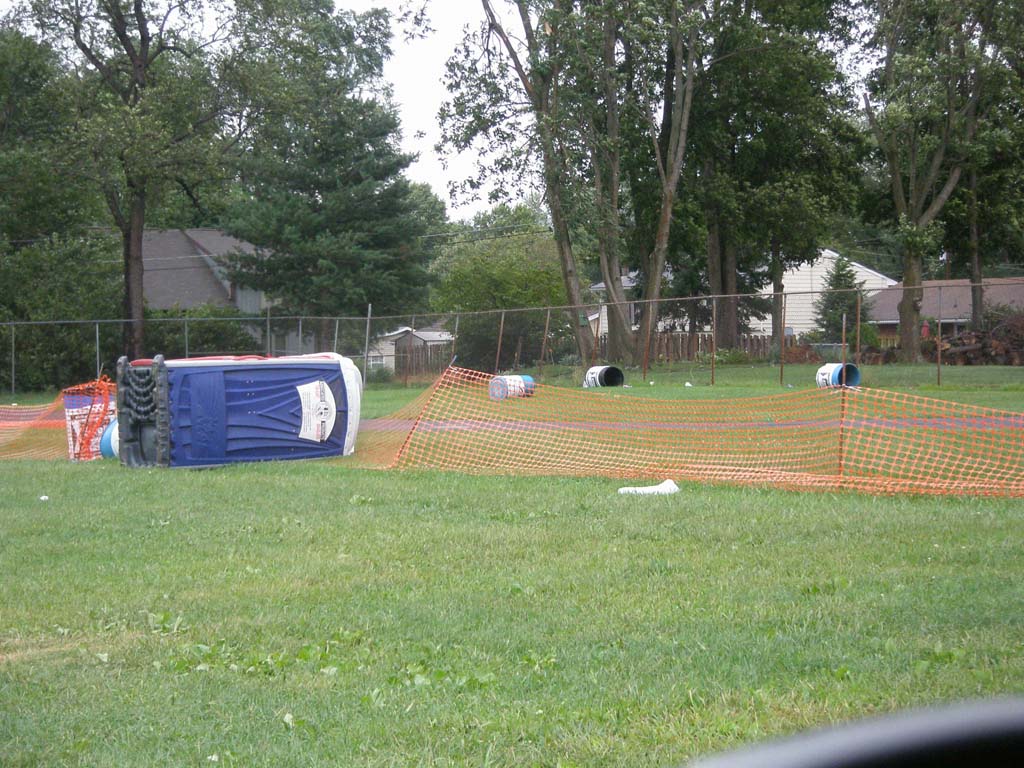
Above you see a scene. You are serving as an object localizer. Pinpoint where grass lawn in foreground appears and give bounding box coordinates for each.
[2,456,1023,766]
[2,366,1023,765]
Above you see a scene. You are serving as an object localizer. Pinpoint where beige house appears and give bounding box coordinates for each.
[142,228,314,355]
[748,249,897,336]
[142,228,268,313]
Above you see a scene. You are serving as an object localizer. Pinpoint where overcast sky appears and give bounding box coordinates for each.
[343,1,497,220]
[0,0,504,220]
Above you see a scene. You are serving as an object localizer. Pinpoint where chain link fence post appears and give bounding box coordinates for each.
[780,293,787,387]
[937,285,943,386]
[711,297,717,385]
[494,310,506,373]
[451,313,460,363]
[362,304,372,387]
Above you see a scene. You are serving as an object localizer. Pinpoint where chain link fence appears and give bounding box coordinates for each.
[4,279,1023,394]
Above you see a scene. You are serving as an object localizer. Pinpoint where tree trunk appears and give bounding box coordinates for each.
[706,215,722,294]
[968,168,984,330]
[706,202,723,347]
[123,186,147,359]
[319,317,334,352]
[543,151,594,361]
[898,246,923,362]
[591,10,635,364]
[770,237,784,360]
[479,0,593,362]
[635,10,697,365]
[590,138,634,363]
[720,235,738,348]
[687,311,698,359]
[599,256,635,363]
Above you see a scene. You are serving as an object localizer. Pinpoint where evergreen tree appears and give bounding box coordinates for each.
[222,1,445,325]
[813,256,871,344]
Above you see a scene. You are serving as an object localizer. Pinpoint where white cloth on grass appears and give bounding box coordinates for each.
[617,479,679,495]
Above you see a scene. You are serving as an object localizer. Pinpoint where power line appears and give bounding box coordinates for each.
[420,223,547,240]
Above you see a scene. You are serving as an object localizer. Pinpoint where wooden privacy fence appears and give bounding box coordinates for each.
[394,343,454,378]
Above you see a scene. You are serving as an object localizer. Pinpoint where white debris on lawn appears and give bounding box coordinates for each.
[617,479,680,495]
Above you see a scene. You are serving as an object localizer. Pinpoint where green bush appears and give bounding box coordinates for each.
[858,322,881,350]
[144,305,263,359]
[365,365,394,384]
[1,235,122,391]
[715,347,752,364]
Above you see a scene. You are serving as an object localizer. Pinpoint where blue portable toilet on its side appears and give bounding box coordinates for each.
[116,353,362,468]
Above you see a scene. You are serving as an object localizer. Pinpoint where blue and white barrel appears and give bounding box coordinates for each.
[816,363,860,388]
[489,374,535,400]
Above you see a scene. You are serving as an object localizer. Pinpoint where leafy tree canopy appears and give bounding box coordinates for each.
[430,203,565,369]
[221,0,445,318]
[0,27,103,242]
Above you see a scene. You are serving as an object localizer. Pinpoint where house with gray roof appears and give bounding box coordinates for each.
[142,228,266,313]
[868,278,1024,343]
[141,228,323,355]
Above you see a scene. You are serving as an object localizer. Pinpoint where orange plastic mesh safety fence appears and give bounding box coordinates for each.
[389,367,1024,497]
[342,386,440,470]
[0,398,67,460]
[0,378,117,461]
[3,366,1022,498]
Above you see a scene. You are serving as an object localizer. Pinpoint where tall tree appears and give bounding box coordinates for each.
[222,1,443,330]
[442,0,596,361]
[862,0,993,360]
[668,1,856,349]
[629,1,700,363]
[942,1,1024,328]
[0,26,102,242]
[442,1,704,363]
[940,80,1024,327]
[573,1,636,362]
[27,0,235,358]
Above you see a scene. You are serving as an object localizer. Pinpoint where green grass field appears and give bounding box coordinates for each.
[2,365,1023,766]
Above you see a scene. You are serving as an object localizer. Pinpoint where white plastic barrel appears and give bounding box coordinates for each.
[489,374,535,400]
[583,365,625,388]
[816,363,860,388]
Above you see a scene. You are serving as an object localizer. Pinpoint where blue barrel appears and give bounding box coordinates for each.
[816,363,860,388]
[99,419,119,458]
[489,374,535,400]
